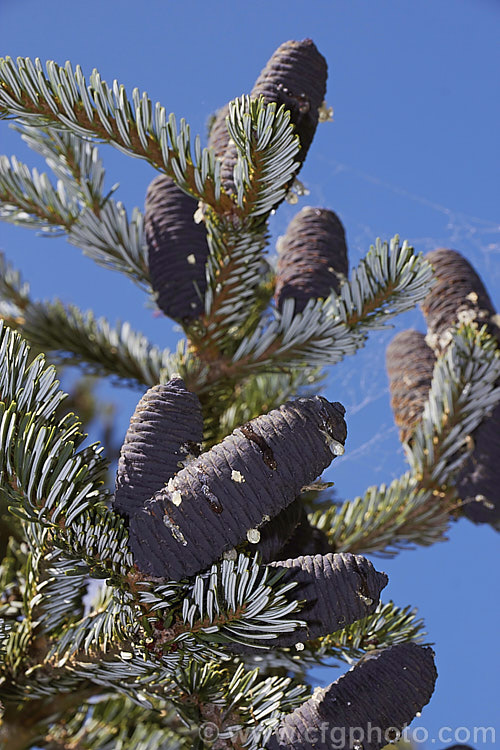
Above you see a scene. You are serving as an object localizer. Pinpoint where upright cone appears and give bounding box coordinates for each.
[145,175,209,321]
[266,643,437,750]
[274,207,349,314]
[114,379,203,519]
[420,249,500,528]
[421,248,496,353]
[386,329,436,443]
[215,39,327,195]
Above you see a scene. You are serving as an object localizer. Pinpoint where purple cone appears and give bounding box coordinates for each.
[128,396,346,580]
[114,379,203,518]
[266,643,437,750]
[145,175,209,321]
[229,553,387,652]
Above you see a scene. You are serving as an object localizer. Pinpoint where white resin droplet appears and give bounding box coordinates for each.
[295,642,305,651]
[322,432,345,456]
[171,490,182,506]
[330,439,345,456]
[318,100,334,122]
[357,591,373,606]
[186,253,196,265]
[285,191,299,205]
[246,528,261,544]
[231,470,245,483]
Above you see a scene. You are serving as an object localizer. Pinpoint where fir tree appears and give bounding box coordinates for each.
[0,39,498,749]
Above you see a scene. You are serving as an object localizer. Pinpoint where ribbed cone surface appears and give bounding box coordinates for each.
[279,508,331,559]
[128,397,346,580]
[421,249,496,353]
[114,379,204,519]
[230,553,387,652]
[274,207,349,314]
[386,330,436,443]
[456,404,500,528]
[220,39,328,193]
[145,175,209,321]
[253,498,304,563]
[266,643,437,750]
[420,250,500,528]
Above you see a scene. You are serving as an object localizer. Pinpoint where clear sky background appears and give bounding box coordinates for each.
[1,0,499,746]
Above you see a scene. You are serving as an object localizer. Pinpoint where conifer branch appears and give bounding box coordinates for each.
[0,57,233,212]
[0,264,188,386]
[243,601,427,678]
[217,368,323,437]
[187,98,299,356]
[322,600,428,663]
[0,323,136,581]
[193,217,270,356]
[313,325,500,555]
[226,96,300,215]
[0,339,107,528]
[0,154,80,230]
[0,253,30,321]
[0,131,150,287]
[176,553,303,649]
[21,299,173,386]
[171,661,307,749]
[25,523,87,635]
[44,695,185,750]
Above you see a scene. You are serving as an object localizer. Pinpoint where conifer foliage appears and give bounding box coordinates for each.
[0,37,498,749]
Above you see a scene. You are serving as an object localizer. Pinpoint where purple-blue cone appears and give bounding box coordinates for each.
[421,248,496,353]
[216,39,328,194]
[145,175,209,321]
[128,396,346,580]
[420,249,500,528]
[274,207,349,314]
[250,38,327,165]
[114,379,203,519]
[228,552,387,652]
[266,642,437,750]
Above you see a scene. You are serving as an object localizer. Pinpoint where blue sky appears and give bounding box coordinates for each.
[1,0,499,745]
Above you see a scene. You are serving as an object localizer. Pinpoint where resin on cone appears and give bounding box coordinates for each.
[229,552,387,651]
[128,397,346,580]
[114,379,203,519]
[266,643,437,750]
[145,175,209,321]
[275,207,349,314]
[422,248,496,353]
